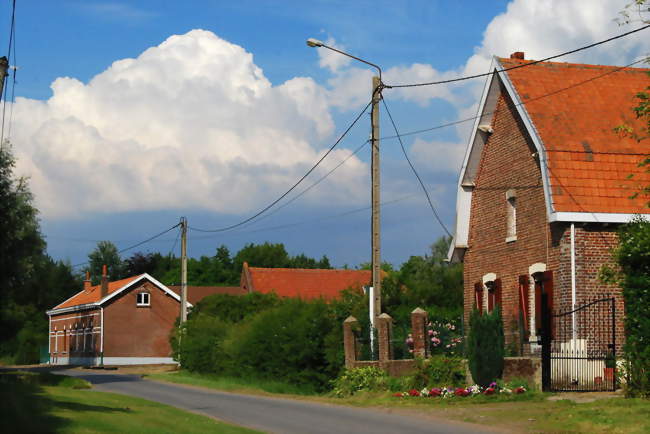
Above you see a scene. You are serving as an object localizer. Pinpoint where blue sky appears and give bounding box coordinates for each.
[5,0,649,270]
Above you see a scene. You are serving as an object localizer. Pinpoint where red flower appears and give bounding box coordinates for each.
[484,387,495,395]
[429,388,441,397]
[514,387,526,394]
[392,392,404,398]
[454,388,469,397]
[408,389,420,397]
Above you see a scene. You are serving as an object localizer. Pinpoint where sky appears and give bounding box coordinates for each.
[4,0,650,270]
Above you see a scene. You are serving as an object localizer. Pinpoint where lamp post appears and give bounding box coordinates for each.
[307,38,383,321]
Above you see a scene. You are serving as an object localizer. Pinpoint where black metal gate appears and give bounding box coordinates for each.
[541,296,617,392]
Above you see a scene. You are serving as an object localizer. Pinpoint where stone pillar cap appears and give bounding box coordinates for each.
[411,307,427,314]
[378,313,393,320]
[343,315,358,323]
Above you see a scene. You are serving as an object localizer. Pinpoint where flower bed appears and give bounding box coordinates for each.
[392,382,526,398]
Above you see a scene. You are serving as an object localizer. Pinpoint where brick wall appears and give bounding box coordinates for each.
[463,84,625,352]
[49,309,101,360]
[103,280,179,358]
[463,86,559,345]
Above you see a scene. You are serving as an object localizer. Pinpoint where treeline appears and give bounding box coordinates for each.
[84,241,333,286]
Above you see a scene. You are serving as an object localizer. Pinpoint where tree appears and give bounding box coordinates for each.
[0,144,46,352]
[85,241,124,283]
[123,251,162,276]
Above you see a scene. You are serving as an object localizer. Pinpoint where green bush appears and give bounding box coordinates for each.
[612,218,650,397]
[331,366,389,397]
[227,298,339,391]
[406,356,466,389]
[175,315,230,373]
[467,307,504,387]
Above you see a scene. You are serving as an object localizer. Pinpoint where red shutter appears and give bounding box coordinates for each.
[518,275,530,332]
[494,278,502,310]
[543,270,554,338]
[474,282,483,313]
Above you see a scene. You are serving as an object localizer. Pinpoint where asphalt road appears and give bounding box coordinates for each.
[59,369,493,434]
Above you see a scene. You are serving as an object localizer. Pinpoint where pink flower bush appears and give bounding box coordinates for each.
[392,382,528,399]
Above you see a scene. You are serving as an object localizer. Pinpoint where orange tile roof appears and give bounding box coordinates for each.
[168,286,245,304]
[248,267,371,300]
[499,57,650,214]
[52,275,143,310]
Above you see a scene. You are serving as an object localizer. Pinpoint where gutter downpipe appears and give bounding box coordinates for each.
[48,314,51,364]
[571,223,577,341]
[100,307,104,366]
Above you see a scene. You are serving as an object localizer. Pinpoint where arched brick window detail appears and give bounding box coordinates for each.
[518,275,530,334]
[487,278,502,312]
[474,282,483,312]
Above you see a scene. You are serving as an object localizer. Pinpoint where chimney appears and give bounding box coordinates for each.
[510,52,525,60]
[100,265,109,298]
[83,271,91,292]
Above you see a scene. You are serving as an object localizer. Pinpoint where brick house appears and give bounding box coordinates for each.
[47,267,241,365]
[240,262,372,300]
[448,53,649,353]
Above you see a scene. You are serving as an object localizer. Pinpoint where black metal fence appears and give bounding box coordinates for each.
[542,296,617,392]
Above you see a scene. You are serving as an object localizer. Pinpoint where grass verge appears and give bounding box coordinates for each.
[1,371,259,433]
[146,370,650,433]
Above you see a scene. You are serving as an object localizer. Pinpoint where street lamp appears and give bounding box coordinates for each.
[307,38,384,322]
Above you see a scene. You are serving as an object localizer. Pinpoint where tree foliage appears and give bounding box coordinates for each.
[0,144,79,362]
[467,307,505,387]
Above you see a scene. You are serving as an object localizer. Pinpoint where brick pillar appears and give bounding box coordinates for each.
[411,307,428,358]
[376,313,393,362]
[343,316,358,369]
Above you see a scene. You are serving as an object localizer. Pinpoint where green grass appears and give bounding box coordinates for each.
[1,371,260,433]
[146,370,318,396]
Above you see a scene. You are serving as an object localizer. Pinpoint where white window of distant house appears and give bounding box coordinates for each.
[137,292,150,306]
[506,189,517,242]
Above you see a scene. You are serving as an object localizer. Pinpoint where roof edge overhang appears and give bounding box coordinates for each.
[47,273,192,315]
[449,56,557,262]
[549,212,641,224]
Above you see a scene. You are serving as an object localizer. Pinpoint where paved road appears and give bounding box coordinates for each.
[60,369,493,434]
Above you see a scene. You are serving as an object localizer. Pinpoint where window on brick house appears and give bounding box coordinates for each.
[506,189,517,242]
[137,292,150,306]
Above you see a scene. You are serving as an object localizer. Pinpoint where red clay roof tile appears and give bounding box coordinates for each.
[499,57,650,214]
[52,275,143,310]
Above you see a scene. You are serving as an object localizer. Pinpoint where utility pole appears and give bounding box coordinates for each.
[0,57,8,101]
[180,217,188,323]
[371,75,381,321]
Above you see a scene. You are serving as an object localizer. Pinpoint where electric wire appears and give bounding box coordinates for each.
[380,57,649,158]
[167,225,182,258]
[235,139,370,230]
[71,222,181,269]
[189,100,372,233]
[381,97,452,237]
[188,194,415,240]
[384,24,650,88]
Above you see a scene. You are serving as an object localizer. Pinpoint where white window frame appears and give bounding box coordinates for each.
[137,292,151,306]
[482,273,497,313]
[505,189,517,242]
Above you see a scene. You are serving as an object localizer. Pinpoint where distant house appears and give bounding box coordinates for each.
[47,267,241,366]
[448,52,650,354]
[240,262,372,300]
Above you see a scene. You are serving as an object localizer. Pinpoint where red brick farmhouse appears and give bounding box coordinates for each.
[47,264,370,365]
[448,53,650,356]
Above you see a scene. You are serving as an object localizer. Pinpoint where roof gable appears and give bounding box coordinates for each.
[48,273,185,314]
[247,267,371,300]
[449,56,650,262]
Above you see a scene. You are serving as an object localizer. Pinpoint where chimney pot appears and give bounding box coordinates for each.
[510,52,525,60]
[84,271,91,292]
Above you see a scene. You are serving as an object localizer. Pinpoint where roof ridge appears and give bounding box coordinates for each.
[497,56,650,72]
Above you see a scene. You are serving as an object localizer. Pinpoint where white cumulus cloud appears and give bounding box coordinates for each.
[11,30,367,218]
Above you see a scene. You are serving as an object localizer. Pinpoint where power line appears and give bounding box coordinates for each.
[236,139,370,231]
[167,225,182,257]
[190,100,372,233]
[385,24,650,88]
[189,194,415,240]
[72,222,181,269]
[380,57,649,157]
[381,97,452,237]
